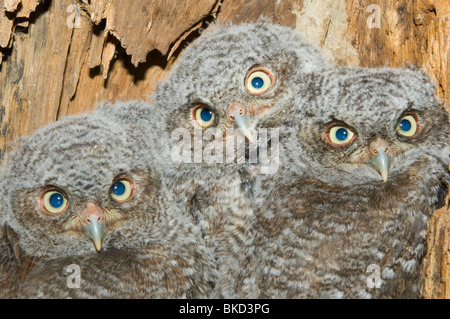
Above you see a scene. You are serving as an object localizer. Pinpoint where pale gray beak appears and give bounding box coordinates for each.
[371,149,390,182]
[233,113,254,142]
[83,218,106,252]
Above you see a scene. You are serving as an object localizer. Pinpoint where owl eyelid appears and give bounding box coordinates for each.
[112,175,134,183]
[324,121,356,133]
[399,110,419,120]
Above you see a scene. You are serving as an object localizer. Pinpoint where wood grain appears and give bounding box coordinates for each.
[86,0,220,66]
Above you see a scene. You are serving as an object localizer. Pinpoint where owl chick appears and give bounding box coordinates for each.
[95,22,329,298]
[238,67,449,298]
[152,22,329,297]
[0,112,215,298]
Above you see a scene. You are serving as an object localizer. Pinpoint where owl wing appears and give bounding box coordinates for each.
[0,226,16,297]
[13,246,214,298]
[0,224,34,297]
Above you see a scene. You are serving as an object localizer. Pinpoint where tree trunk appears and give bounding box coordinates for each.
[0,0,448,298]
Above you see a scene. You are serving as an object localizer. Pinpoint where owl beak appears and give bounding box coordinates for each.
[369,138,391,182]
[81,203,106,252]
[227,102,255,142]
[233,113,254,143]
[371,150,390,182]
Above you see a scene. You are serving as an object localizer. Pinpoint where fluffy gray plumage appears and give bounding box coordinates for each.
[95,22,329,297]
[0,112,215,298]
[237,67,449,298]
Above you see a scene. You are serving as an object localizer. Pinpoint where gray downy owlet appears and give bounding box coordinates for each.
[95,22,330,297]
[0,112,216,298]
[149,22,330,297]
[238,66,449,298]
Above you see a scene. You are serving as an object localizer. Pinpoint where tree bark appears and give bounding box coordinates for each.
[0,0,448,298]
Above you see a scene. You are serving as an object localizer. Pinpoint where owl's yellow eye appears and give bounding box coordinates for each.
[39,189,69,215]
[396,114,419,137]
[110,178,135,203]
[325,124,357,146]
[192,105,216,129]
[245,68,274,95]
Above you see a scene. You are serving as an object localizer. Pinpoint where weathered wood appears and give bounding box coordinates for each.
[345,0,449,107]
[0,0,41,49]
[0,0,448,298]
[86,0,219,66]
[217,0,297,27]
[423,196,450,298]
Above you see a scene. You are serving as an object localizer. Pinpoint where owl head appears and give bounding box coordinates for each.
[153,22,328,168]
[258,67,449,185]
[2,113,181,258]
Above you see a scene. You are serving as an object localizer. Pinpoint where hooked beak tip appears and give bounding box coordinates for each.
[93,240,102,252]
[83,218,106,252]
[245,132,254,143]
[233,113,254,142]
[371,150,390,183]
